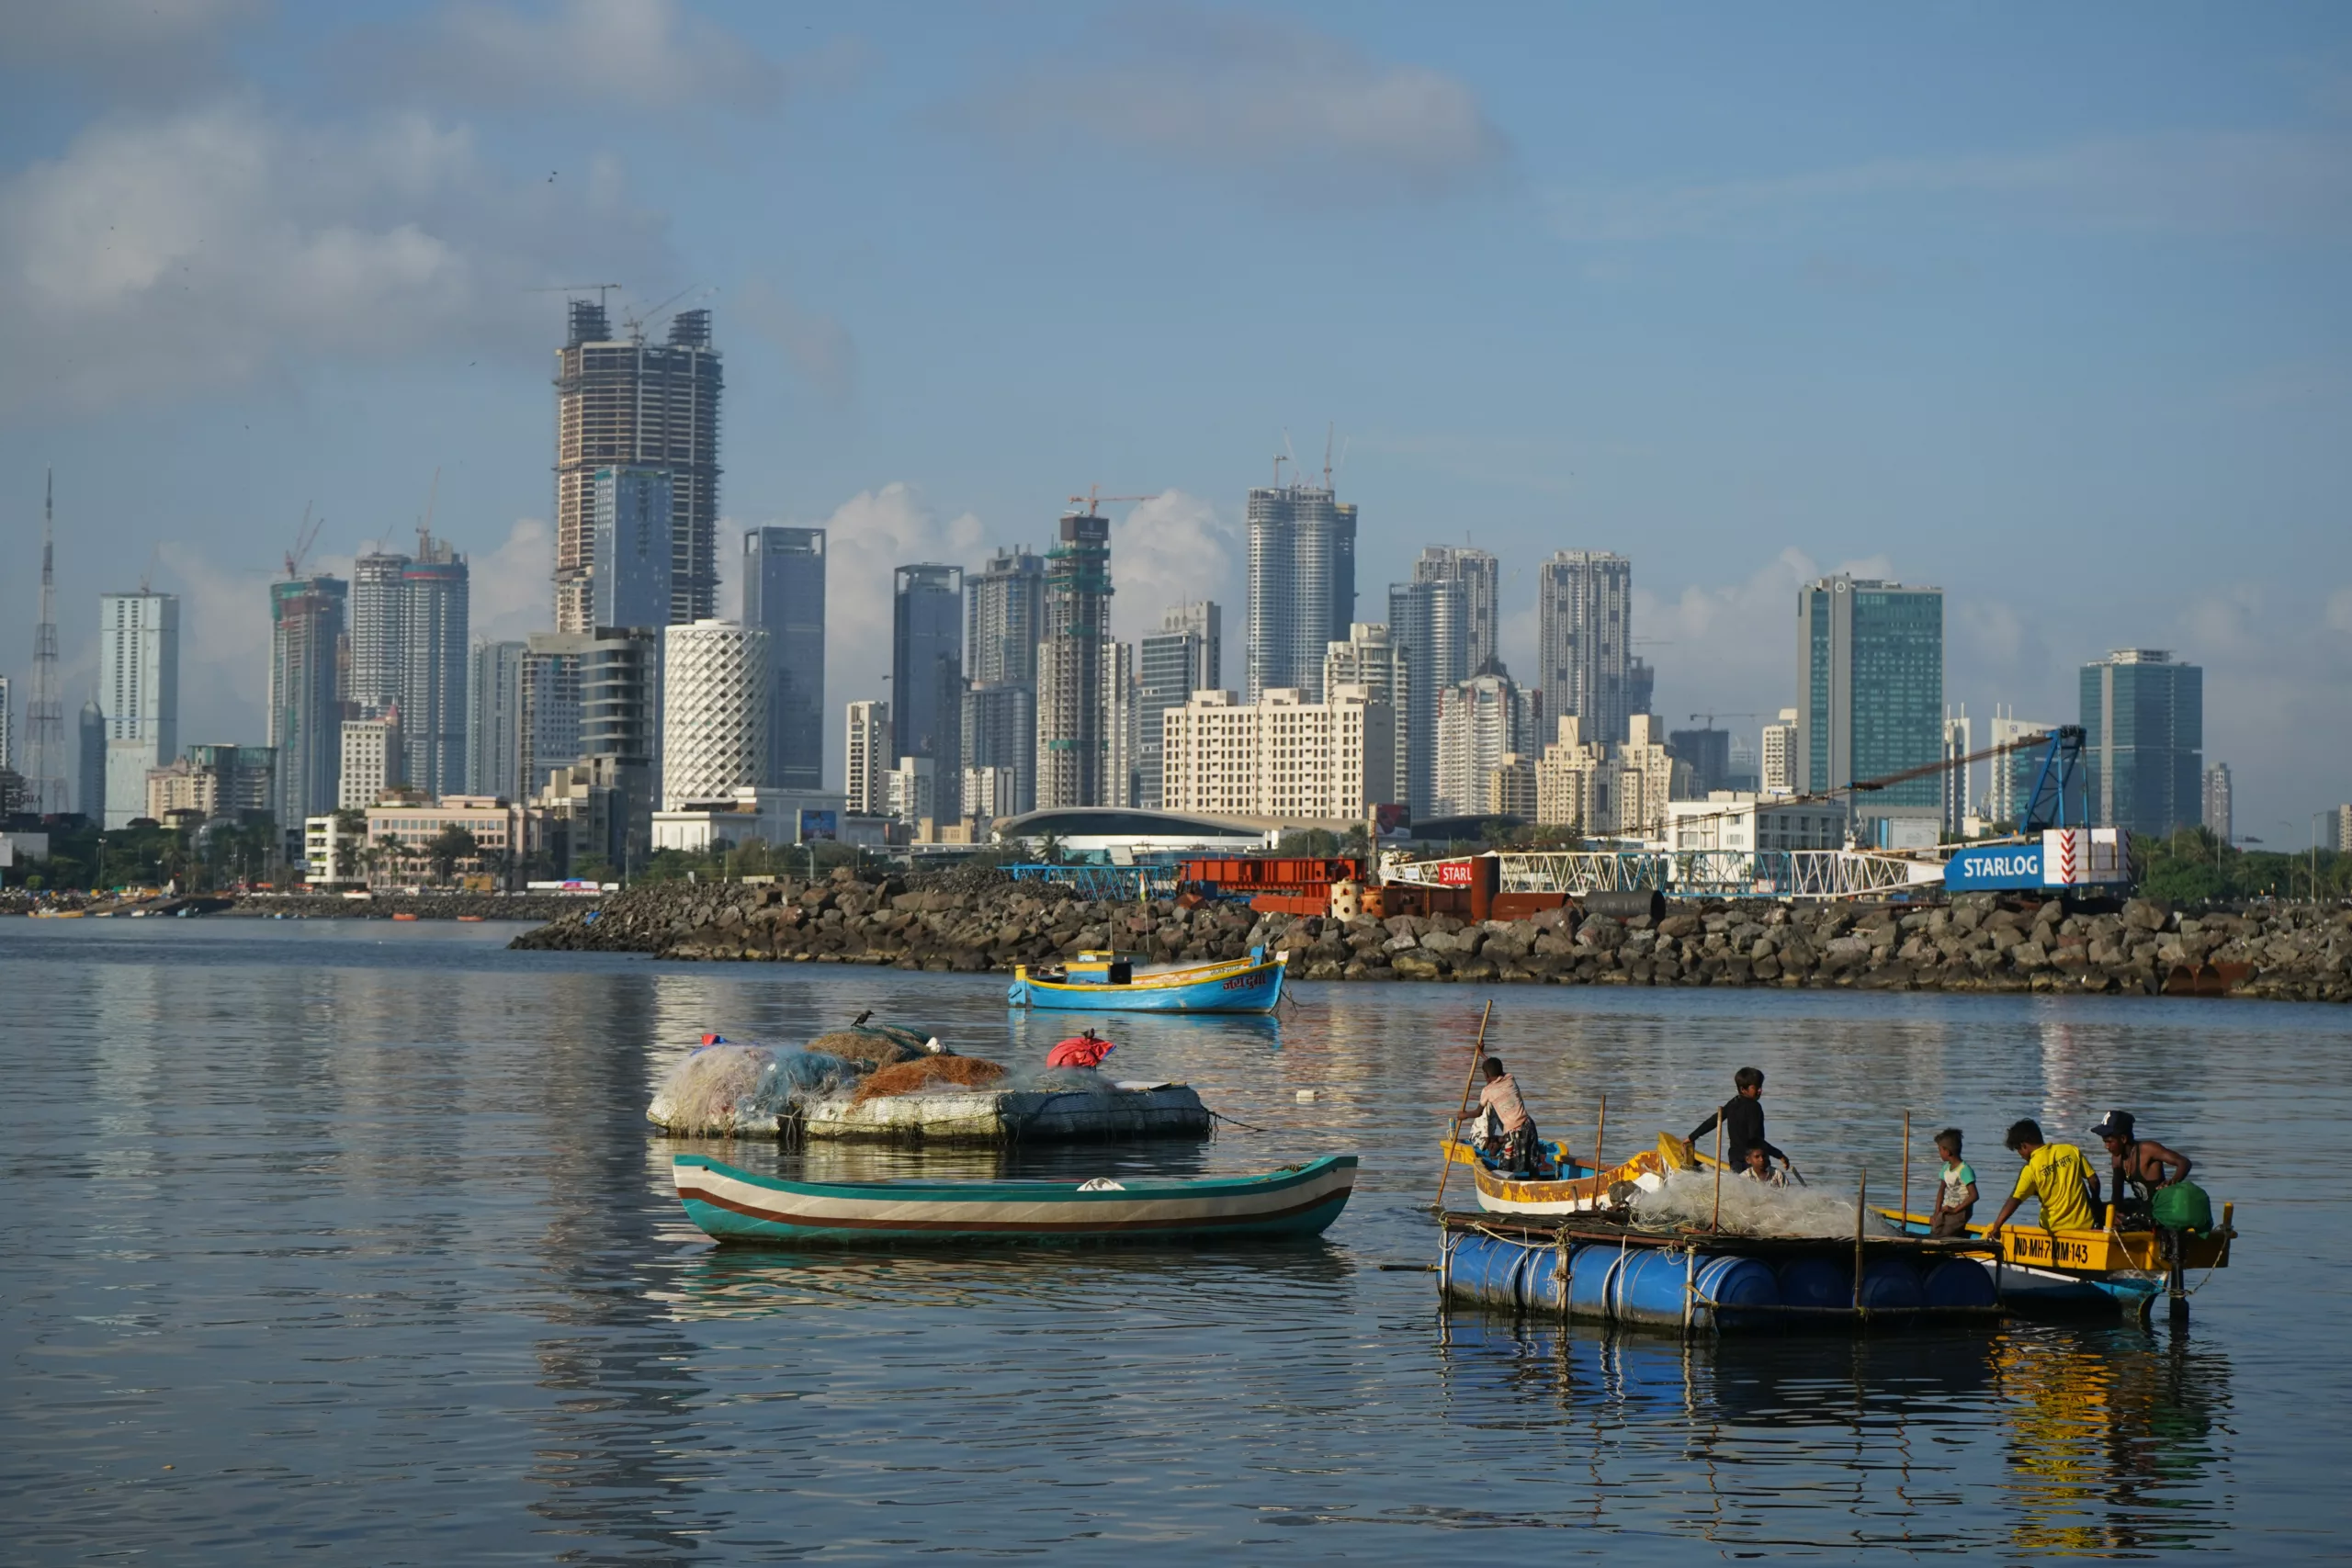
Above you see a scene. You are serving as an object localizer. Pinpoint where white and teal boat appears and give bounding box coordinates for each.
[1006,949,1287,1014]
[673,1153,1356,1244]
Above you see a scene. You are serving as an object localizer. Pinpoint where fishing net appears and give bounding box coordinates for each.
[1018,1066,1122,1096]
[848,1055,1009,1106]
[1631,1168,1903,1239]
[648,1043,865,1134]
[808,1029,932,1068]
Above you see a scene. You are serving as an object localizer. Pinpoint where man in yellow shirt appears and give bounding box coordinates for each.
[1984,1119,2100,1239]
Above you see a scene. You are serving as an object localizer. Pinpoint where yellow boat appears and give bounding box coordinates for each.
[1877,1203,2233,1314]
[1441,1133,1682,1216]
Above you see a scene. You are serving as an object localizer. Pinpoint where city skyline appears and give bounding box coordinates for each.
[3,5,2346,834]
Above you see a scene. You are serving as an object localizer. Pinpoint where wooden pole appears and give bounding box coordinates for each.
[1852,1171,1868,1314]
[1431,999,1496,1212]
[1711,1115,1724,1232]
[1900,1110,1911,1226]
[1592,1094,1607,1184]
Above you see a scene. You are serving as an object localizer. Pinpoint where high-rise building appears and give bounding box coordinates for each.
[892,563,964,818]
[148,744,275,823]
[1537,550,1633,747]
[885,755,936,824]
[1103,637,1136,809]
[1245,477,1356,701]
[339,716,402,810]
[962,764,1017,822]
[1160,685,1395,821]
[400,537,469,799]
[1626,657,1655,721]
[76,698,105,819]
[98,591,179,828]
[1138,601,1220,808]
[520,633,586,800]
[1036,511,1116,810]
[554,302,722,631]
[269,575,348,829]
[966,547,1047,686]
[1668,728,1733,798]
[348,550,410,715]
[2081,649,2202,837]
[962,682,1036,818]
[662,620,768,810]
[1941,705,1973,835]
[2201,761,2233,844]
[1434,664,1528,819]
[1387,577,1467,820]
[587,466,675,632]
[741,526,825,791]
[1414,547,1498,671]
[23,471,66,815]
[1984,708,2056,826]
[467,639,526,802]
[0,672,10,772]
[1532,715,1684,838]
[845,699,889,816]
[1323,622,1410,808]
[1759,707,1798,795]
[1796,576,1944,834]
[2321,803,2352,853]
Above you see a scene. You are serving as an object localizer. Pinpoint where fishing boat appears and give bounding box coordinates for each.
[1878,1204,2233,1317]
[1441,1132,1681,1216]
[673,1152,1357,1244]
[1006,949,1287,1014]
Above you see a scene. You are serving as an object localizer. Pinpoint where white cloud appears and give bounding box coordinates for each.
[379,0,800,113]
[1108,491,1242,649]
[1552,131,2352,245]
[802,481,986,715]
[0,0,266,91]
[739,276,858,407]
[969,10,1507,199]
[467,518,556,644]
[1630,547,1826,722]
[154,541,272,744]
[0,97,671,411]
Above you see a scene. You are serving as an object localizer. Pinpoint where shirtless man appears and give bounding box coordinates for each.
[2090,1111,2193,1226]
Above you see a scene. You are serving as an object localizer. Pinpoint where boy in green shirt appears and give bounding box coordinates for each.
[1929,1127,1977,1237]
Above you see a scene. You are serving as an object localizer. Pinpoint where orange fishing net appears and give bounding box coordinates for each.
[848,1055,1009,1105]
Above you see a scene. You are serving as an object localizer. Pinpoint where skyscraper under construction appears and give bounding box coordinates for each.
[1245,476,1355,701]
[553,300,722,633]
[1035,508,1116,809]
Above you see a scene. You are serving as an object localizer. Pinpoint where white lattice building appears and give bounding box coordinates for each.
[662,621,769,811]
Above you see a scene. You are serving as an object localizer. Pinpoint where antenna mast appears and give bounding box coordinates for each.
[25,468,67,814]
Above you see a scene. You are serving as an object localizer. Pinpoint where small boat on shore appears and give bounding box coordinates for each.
[673,1152,1356,1244]
[1007,950,1287,1014]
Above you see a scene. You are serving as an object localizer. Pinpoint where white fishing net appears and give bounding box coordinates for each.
[647,1043,863,1134]
[1631,1168,1902,1239]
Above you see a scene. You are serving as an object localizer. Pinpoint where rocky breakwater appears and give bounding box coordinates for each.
[509,868,2352,1002]
[228,893,582,920]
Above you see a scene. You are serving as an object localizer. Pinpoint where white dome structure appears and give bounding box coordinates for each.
[662,620,770,809]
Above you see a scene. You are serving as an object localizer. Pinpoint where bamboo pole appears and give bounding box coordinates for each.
[1900,1110,1911,1226]
[1431,1000,1496,1212]
[1852,1171,1868,1314]
[1711,1115,1725,1232]
[1592,1094,1607,1185]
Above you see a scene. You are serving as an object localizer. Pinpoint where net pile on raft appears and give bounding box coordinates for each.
[1628,1169,1903,1239]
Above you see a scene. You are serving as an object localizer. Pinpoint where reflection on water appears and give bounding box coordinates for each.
[0,923,2330,1561]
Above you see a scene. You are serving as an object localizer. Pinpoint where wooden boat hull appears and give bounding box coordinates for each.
[1443,1134,1679,1216]
[673,1152,1356,1244]
[1006,954,1287,1013]
[1879,1206,2231,1314]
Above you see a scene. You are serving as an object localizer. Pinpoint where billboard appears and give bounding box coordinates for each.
[797,809,838,843]
[1943,843,2043,892]
[1942,828,2128,892]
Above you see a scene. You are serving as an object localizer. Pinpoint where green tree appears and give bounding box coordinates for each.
[425,825,481,886]
[1034,831,1067,865]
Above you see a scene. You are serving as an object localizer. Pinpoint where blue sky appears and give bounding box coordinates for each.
[2,0,2347,834]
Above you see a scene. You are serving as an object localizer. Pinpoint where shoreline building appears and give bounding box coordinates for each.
[1537,549,1633,747]
[1245,476,1356,701]
[98,591,179,829]
[1796,575,1944,842]
[269,574,348,829]
[553,301,722,631]
[1759,708,1798,795]
[1323,622,1410,809]
[1533,714,1686,839]
[1159,685,1395,822]
[1138,601,1220,809]
[1434,664,1531,820]
[339,714,402,810]
[741,526,826,791]
[467,639,526,802]
[962,546,1046,816]
[2201,761,2233,844]
[147,744,275,824]
[1414,547,1498,672]
[1035,510,1115,809]
[349,535,470,799]
[2082,649,2202,837]
[1387,574,1467,821]
[892,563,964,820]
[845,699,890,816]
[662,621,768,811]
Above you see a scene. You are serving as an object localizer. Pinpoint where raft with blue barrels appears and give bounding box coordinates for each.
[1439,1213,2002,1334]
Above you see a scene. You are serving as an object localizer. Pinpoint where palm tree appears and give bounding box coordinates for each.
[426,825,481,886]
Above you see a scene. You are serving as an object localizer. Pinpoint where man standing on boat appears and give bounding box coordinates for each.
[1688,1066,1793,1179]
[1477,1057,1543,1176]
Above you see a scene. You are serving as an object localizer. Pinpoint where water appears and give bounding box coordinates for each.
[5,921,2346,1562]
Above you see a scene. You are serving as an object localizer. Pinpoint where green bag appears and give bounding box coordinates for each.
[2151,1180,2213,1234]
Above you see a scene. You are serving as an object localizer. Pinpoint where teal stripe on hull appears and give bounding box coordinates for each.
[1007,960,1285,1013]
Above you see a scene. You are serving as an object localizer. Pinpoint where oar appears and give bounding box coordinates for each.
[1431,999,1495,1213]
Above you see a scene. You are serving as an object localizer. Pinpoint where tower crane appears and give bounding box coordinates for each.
[1686,711,1757,730]
[526,282,623,310]
[283,502,324,580]
[1066,486,1161,516]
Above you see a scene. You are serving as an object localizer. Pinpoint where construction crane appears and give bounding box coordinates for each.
[1686,711,1756,730]
[283,502,324,581]
[415,468,440,558]
[526,282,623,310]
[1066,486,1161,516]
[622,284,713,341]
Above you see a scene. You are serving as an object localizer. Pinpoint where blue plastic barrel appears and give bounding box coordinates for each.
[1448,1233,1537,1309]
[1860,1258,1925,1310]
[1606,1248,1781,1326]
[1566,1243,1621,1319]
[1920,1257,1996,1308]
[1777,1257,1849,1309]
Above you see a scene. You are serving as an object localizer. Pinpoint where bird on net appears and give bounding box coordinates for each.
[848,1055,1009,1106]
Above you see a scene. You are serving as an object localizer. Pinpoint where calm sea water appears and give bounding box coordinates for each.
[4,921,2346,1562]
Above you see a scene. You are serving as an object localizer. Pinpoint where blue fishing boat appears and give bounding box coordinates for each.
[673,1152,1357,1244]
[1006,949,1287,1014]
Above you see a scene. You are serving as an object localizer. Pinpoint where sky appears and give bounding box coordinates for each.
[1,0,2347,838]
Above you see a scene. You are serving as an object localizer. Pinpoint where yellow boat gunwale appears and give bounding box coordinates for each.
[1012,953,1284,996]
